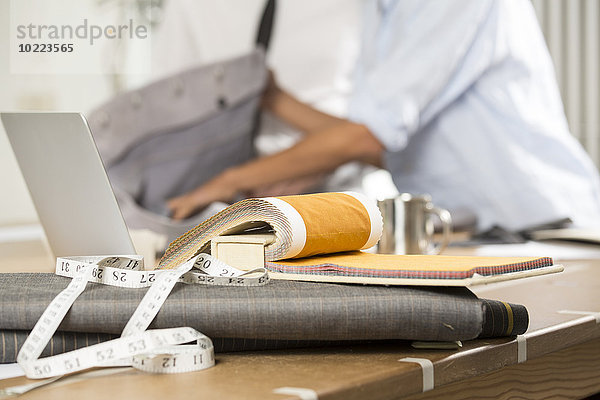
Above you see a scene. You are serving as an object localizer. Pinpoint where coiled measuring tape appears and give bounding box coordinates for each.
[3,253,268,397]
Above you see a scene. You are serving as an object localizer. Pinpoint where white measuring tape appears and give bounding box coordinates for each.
[3,253,268,396]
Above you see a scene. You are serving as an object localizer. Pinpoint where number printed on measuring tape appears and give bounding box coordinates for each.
[8,252,269,394]
[55,254,268,288]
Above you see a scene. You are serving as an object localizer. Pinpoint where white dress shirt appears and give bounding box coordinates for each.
[349,0,600,231]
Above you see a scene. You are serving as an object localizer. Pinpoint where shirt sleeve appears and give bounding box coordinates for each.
[348,0,498,152]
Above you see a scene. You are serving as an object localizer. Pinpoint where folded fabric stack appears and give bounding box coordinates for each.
[0,273,528,363]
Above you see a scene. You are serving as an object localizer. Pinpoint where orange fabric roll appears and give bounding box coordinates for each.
[158,192,382,269]
[277,192,372,259]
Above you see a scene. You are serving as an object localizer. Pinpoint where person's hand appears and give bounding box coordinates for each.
[167,174,237,220]
[248,174,327,198]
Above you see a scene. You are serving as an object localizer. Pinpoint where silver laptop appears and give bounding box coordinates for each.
[1,112,136,257]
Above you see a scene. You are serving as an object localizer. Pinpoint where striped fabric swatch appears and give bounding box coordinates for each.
[267,252,555,280]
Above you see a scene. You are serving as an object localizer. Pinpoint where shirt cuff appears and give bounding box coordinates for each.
[348,93,414,153]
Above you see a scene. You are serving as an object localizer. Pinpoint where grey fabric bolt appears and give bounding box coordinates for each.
[0,331,118,364]
[86,50,267,240]
[0,273,484,342]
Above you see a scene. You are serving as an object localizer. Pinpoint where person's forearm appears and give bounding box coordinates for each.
[222,121,383,193]
[263,89,345,134]
[167,120,384,220]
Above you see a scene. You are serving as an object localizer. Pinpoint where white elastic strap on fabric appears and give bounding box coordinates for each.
[516,335,527,363]
[343,191,383,250]
[272,387,319,400]
[0,376,62,399]
[557,310,600,323]
[263,197,307,258]
[398,357,434,392]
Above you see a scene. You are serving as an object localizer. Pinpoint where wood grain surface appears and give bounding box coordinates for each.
[406,337,600,400]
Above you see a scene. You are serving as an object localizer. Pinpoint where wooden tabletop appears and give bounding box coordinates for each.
[1,239,599,399]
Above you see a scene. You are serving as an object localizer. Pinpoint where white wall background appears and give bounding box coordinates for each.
[532,0,600,165]
[0,0,154,226]
[0,0,111,225]
[1,0,598,227]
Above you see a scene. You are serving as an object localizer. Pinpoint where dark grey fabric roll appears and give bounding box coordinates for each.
[0,331,117,364]
[0,302,530,363]
[0,273,484,342]
[479,299,529,337]
[1,330,378,364]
